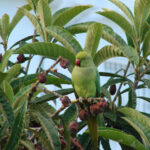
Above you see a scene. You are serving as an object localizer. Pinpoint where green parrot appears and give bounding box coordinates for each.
[72,51,100,150]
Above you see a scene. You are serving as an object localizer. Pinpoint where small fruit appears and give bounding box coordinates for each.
[97,98,107,110]
[60,96,71,107]
[69,121,78,132]
[38,72,47,83]
[70,136,83,150]
[0,53,2,62]
[75,59,80,66]
[90,104,100,116]
[60,137,67,150]
[109,84,116,95]
[17,54,26,63]
[60,58,70,69]
[78,109,89,121]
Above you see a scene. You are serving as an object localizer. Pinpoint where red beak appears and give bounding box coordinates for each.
[75,59,80,66]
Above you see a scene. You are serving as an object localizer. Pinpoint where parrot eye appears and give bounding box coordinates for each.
[75,59,80,66]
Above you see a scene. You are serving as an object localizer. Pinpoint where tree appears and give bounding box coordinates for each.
[0,0,150,149]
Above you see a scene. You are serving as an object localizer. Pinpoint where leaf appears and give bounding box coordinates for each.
[0,122,8,139]
[126,89,136,108]
[79,133,91,150]
[52,5,92,26]
[0,49,13,72]
[5,103,26,150]
[3,80,14,105]
[20,140,35,150]
[32,88,74,104]
[142,79,150,88]
[37,0,52,41]
[108,0,134,24]
[134,0,150,40]
[19,7,44,40]
[32,112,60,150]
[118,107,150,147]
[9,4,32,35]
[5,64,21,82]
[97,10,135,41]
[142,30,150,57]
[98,127,145,150]
[0,72,7,84]
[46,26,82,54]
[84,23,102,57]
[137,96,150,103]
[15,42,75,65]
[1,14,9,41]
[0,90,14,128]
[101,138,111,150]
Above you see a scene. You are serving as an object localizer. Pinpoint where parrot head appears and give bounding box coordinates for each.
[75,51,94,67]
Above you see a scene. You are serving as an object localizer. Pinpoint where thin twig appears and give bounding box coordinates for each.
[51,106,66,118]
[36,56,45,73]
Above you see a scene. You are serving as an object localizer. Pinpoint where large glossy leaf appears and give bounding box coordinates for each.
[5,103,26,150]
[134,0,150,40]
[97,10,135,41]
[118,107,150,147]
[9,4,32,35]
[37,0,52,41]
[108,0,134,24]
[0,90,14,128]
[84,23,102,57]
[19,7,44,40]
[52,5,92,26]
[15,42,75,65]
[1,14,9,41]
[46,26,82,54]
[98,127,145,150]
[0,49,13,72]
[32,112,60,150]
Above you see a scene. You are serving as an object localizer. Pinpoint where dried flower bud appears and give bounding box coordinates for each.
[53,69,57,73]
[17,54,26,63]
[69,121,78,132]
[60,57,70,69]
[109,84,116,95]
[0,53,2,63]
[78,109,89,121]
[97,99,107,110]
[38,72,47,83]
[70,137,83,150]
[60,96,71,107]
[60,137,67,150]
[36,15,40,21]
[90,104,100,116]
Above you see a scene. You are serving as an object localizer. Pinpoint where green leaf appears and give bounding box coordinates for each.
[5,103,26,150]
[134,0,150,40]
[79,133,91,150]
[97,10,135,41]
[0,49,13,72]
[101,138,111,150]
[1,14,9,41]
[142,79,150,88]
[118,107,150,147]
[20,140,35,150]
[0,122,8,139]
[137,96,150,103]
[5,64,21,82]
[9,4,32,35]
[3,80,14,105]
[46,26,82,54]
[52,5,92,26]
[15,42,75,65]
[98,127,145,150]
[0,72,7,84]
[84,23,102,57]
[142,30,150,57]
[19,7,44,40]
[108,0,134,24]
[32,112,60,150]
[0,90,14,128]
[126,89,136,108]
[37,0,52,41]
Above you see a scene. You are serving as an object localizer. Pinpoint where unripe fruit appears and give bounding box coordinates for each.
[60,58,70,69]
[78,109,89,121]
[109,84,116,95]
[17,54,26,63]
[0,53,2,62]
[38,72,47,83]
[60,96,71,107]
[69,121,78,132]
[90,104,100,116]
[60,137,67,150]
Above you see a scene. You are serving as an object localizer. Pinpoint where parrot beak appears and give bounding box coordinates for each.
[75,59,80,66]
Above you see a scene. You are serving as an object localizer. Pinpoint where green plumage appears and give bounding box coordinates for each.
[72,51,100,150]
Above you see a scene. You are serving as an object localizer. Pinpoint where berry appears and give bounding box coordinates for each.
[60,58,70,69]
[70,137,83,150]
[97,99,107,110]
[78,109,89,121]
[69,121,78,132]
[109,84,116,95]
[60,137,67,150]
[38,72,47,83]
[75,59,80,66]
[60,96,71,107]
[0,53,2,62]
[17,54,26,63]
[90,104,100,116]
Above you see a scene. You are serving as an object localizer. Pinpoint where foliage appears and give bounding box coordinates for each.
[0,0,150,150]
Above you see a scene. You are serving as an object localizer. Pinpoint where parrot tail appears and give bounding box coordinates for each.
[87,116,98,150]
